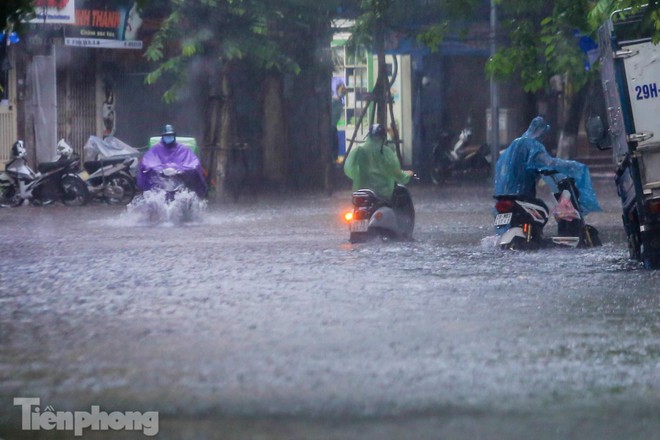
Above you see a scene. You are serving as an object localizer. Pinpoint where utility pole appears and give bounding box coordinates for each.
[489,0,499,181]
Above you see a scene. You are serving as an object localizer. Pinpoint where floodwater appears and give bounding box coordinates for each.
[0,177,658,439]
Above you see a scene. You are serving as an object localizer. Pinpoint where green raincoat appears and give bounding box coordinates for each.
[344,136,410,201]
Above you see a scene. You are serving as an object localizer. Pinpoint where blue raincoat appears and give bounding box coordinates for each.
[494,116,601,215]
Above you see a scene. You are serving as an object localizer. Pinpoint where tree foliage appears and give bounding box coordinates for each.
[486,0,594,93]
[590,0,660,43]
[144,0,342,103]
[1,0,34,34]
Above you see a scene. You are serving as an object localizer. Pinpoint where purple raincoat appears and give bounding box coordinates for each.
[137,141,207,197]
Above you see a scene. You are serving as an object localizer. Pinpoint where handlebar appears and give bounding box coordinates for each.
[161,167,181,177]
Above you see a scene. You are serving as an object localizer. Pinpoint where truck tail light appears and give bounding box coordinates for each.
[646,199,660,215]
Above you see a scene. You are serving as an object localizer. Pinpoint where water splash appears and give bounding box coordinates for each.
[480,235,501,252]
[124,189,207,226]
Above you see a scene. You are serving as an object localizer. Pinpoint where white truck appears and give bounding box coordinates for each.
[588,7,660,269]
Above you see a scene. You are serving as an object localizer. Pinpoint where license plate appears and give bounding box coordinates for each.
[494,213,512,226]
[349,219,369,232]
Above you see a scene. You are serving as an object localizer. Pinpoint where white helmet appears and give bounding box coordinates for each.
[56,139,74,158]
[11,140,27,159]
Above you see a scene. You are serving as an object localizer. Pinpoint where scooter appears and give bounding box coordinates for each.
[493,170,601,250]
[344,184,415,243]
[429,118,491,184]
[0,140,89,207]
[57,139,136,205]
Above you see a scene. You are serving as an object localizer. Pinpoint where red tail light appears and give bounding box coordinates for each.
[646,199,660,215]
[495,199,515,213]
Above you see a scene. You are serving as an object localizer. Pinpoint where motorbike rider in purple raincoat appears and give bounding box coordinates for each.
[137,124,207,198]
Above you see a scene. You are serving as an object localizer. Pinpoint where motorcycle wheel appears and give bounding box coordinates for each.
[583,224,602,248]
[430,159,449,185]
[0,183,23,207]
[105,173,136,205]
[501,236,540,251]
[61,176,89,206]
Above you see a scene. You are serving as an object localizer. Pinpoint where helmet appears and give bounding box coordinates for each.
[525,116,551,141]
[11,140,27,159]
[56,139,73,158]
[161,124,176,136]
[369,123,386,139]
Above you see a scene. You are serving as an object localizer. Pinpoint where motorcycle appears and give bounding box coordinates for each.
[493,169,601,250]
[57,139,136,205]
[0,140,89,207]
[429,118,491,184]
[344,184,415,243]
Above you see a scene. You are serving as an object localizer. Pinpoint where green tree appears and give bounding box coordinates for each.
[144,0,483,191]
[144,0,343,192]
[485,0,597,159]
[1,0,33,33]
[343,0,481,157]
[590,1,660,42]
[1,0,33,95]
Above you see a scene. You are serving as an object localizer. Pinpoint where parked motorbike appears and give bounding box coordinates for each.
[56,139,136,205]
[429,119,491,184]
[0,140,89,207]
[81,158,136,205]
[493,170,601,250]
[344,184,415,243]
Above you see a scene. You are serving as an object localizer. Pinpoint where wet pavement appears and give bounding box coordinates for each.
[0,176,659,439]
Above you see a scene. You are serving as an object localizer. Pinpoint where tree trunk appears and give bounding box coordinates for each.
[262,73,288,186]
[556,80,588,159]
[201,64,225,199]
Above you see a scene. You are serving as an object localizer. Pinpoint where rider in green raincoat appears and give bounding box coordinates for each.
[344,124,413,202]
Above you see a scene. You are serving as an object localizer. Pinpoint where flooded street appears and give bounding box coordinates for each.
[0,177,659,439]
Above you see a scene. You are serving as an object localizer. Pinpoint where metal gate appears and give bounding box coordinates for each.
[57,47,97,159]
[0,54,17,164]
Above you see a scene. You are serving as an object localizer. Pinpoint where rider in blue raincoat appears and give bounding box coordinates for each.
[494,116,601,215]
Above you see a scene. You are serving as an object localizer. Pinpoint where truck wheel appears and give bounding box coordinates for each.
[642,249,660,269]
[641,244,660,269]
[628,224,641,261]
[501,236,537,251]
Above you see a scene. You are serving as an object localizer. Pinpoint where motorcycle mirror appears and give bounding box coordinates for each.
[586,115,612,151]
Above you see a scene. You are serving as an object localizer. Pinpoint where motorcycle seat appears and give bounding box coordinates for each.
[84,157,128,173]
[352,188,390,206]
[37,159,76,173]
